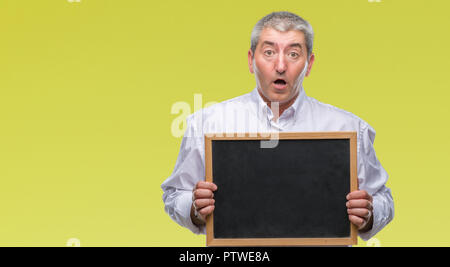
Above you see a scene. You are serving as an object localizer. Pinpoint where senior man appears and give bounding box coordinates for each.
[161,11,394,241]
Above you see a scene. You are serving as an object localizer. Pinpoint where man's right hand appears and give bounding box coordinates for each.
[190,181,218,226]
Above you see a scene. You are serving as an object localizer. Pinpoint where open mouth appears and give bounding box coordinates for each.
[273,79,287,89]
[274,79,287,85]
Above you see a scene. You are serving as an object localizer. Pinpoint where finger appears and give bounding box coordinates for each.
[347,208,371,219]
[346,199,373,210]
[194,199,215,210]
[198,205,215,216]
[348,215,365,228]
[346,190,372,201]
[193,189,214,200]
[195,181,218,191]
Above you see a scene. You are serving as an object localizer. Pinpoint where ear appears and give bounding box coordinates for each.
[248,49,254,74]
[306,53,315,77]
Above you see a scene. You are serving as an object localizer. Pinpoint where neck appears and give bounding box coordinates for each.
[258,90,299,121]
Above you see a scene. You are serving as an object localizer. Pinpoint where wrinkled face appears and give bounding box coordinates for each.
[249,27,314,104]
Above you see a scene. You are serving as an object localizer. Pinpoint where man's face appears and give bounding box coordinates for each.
[248,27,314,104]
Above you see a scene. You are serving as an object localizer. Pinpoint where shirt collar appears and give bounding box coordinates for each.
[250,86,307,118]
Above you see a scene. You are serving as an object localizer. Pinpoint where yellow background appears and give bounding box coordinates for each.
[1,0,449,247]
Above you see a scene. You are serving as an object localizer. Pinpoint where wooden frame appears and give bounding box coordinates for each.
[204,132,358,247]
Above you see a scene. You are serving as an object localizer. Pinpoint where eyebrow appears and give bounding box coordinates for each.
[289,43,303,50]
[261,41,303,50]
[262,41,276,47]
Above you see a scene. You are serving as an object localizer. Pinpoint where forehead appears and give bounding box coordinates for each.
[258,27,306,47]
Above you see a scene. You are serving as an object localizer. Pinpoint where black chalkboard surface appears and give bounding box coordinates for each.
[205,132,358,246]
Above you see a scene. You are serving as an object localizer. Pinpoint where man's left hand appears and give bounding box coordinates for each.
[346,190,373,232]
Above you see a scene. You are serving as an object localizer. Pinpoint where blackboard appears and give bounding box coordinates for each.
[204,132,358,246]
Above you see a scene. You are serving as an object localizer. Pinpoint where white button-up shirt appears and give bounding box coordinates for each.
[161,87,394,241]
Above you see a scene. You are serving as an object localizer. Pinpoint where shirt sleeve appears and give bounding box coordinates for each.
[161,115,207,235]
[357,123,395,241]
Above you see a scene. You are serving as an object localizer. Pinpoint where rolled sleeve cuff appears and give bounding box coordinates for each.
[176,191,206,235]
[358,197,385,241]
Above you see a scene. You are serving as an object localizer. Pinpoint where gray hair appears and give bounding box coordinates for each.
[250,11,314,59]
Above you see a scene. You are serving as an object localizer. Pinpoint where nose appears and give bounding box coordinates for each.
[275,54,287,75]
